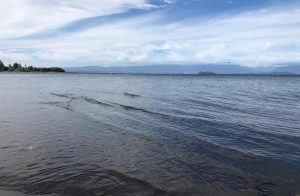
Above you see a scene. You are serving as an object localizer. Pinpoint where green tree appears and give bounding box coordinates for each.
[27,66,34,72]
[0,60,65,72]
[0,60,6,71]
[13,63,22,69]
[8,64,14,72]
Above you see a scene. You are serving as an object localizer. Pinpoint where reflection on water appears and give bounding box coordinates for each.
[0,73,300,195]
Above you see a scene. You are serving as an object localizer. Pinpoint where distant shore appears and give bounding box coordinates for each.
[62,72,300,76]
[1,71,299,76]
[0,60,65,73]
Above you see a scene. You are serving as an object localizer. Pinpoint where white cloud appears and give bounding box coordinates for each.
[0,0,154,38]
[1,1,300,67]
[163,0,176,4]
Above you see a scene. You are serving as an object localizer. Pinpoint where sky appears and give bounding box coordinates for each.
[0,0,300,67]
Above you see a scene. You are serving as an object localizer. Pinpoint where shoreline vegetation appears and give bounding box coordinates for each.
[0,60,65,73]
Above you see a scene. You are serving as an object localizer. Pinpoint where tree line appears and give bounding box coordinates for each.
[0,60,65,72]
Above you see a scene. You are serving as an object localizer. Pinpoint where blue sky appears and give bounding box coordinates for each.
[0,0,300,67]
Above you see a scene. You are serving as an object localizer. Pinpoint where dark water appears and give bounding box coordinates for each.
[0,73,300,196]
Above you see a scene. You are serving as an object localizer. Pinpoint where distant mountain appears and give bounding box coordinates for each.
[273,64,300,74]
[64,64,300,74]
[65,64,255,74]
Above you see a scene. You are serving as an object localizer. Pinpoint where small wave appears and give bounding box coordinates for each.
[1,146,14,150]
[18,170,166,196]
[0,190,57,196]
[82,97,112,107]
[124,92,141,98]
[115,103,165,116]
[50,93,73,98]
[43,94,113,111]
[39,101,61,105]
[39,101,73,111]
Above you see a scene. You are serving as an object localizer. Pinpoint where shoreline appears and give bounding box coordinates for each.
[1,71,299,76]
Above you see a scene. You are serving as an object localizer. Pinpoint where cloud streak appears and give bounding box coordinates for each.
[0,0,155,38]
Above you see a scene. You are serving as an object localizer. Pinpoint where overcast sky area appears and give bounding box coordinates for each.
[0,0,300,67]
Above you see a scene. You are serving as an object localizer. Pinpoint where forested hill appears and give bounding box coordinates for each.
[0,60,65,72]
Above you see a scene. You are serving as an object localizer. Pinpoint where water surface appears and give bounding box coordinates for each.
[0,73,300,195]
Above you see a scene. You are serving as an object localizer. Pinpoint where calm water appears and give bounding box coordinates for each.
[0,73,300,196]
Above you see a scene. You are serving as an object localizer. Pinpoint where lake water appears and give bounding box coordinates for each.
[0,73,300,196]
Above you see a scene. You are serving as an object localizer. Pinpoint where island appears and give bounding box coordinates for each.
[198,71,217,75]
[0,60,65,72]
